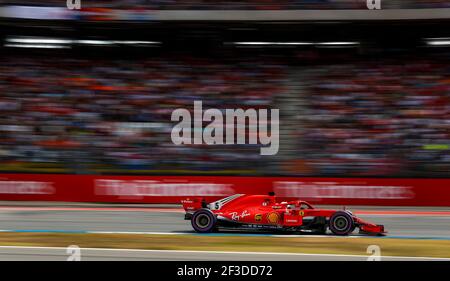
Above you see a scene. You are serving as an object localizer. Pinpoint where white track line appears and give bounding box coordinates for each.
[0,230,362,238]
[0,246,448,260]
[3,229,449,240]
[89,232,376,239]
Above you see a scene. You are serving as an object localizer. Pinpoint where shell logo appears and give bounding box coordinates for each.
[266,212,280,224]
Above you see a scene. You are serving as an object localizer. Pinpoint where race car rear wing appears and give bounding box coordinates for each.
[181,197,207,213]
[181,194,243,212]
[181,194,244,213]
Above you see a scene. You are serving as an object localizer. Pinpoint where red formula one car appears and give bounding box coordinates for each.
[182,193,386,236]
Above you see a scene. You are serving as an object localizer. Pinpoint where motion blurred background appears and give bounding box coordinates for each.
[0,0,448,206]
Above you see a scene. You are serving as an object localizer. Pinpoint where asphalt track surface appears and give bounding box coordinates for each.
[0,202,449,260]
[0,203,449,238]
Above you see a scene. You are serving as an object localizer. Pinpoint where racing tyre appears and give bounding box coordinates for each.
[191,209,217,233]
[329,211,355,236]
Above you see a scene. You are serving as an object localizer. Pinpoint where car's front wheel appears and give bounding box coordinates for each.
[329,211,355,236]
[191,209,217,233]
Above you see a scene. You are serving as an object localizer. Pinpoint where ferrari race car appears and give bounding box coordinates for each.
[182,193,386,236]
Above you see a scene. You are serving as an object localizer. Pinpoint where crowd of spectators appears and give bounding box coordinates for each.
[0,54,286,174]
[0,0,449,10]
[291,56,450,177]
[0,51,448,177]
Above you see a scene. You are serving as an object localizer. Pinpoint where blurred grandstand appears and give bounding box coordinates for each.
[0,0,448,180]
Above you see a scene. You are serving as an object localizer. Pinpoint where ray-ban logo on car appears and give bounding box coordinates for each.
[230,210,251,221]
[171,101,280,155]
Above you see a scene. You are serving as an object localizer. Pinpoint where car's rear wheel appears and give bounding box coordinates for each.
[191,209,217,233]
[329,211,355,236]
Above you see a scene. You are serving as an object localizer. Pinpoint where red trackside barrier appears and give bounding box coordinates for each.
[0,174,448,206]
